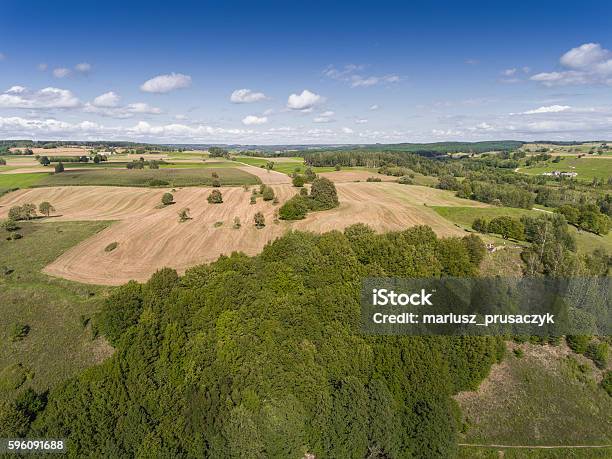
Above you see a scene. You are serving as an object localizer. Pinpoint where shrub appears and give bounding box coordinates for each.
[472,218,488,233]
[38,201,55,217]
[161,193,174,206]
[11,323,30,342]
[148,179,169,186]
[208,190,223,204]
[309,177,339,210]
[54,162,64,173]
[292,175,305,187]
[7,232,23,241]
[212,171,219,178]
[178,208,191,222]
[304,167,316,182]
[585,342,609,369]
[262,186,275,201]
[105,242,118,252]
[212,179,221,187]
[566,335,591,354]
[462,234,486,266]
[398,176,413,185]
[279,196,309,220]
[233,217,241,229]
[250,196,256,204]
[366,177,382,182]
[334,164,341,171]
[213,221,223,228]
[8,204,37,221]
[254,211,265,228]
[1,219,19,232]
[602,371,612,396]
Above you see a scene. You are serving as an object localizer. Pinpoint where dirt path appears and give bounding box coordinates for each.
[236,164,292,184]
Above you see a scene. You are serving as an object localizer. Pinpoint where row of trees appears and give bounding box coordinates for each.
[556,204,610,235]
[6,202,55,221]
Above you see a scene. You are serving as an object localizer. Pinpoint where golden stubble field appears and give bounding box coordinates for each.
[0,178,486,285]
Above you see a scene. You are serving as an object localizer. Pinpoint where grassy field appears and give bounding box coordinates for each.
[518,157,612,181]
[0,220,115,402]
[456,342,612,448]
[34,168,259,187]
[0,172,50,189]
[233,156,345,175]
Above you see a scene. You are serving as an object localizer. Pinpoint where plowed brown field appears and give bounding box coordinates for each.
[0,182,486,285]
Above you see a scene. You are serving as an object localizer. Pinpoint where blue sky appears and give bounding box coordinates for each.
[1,0,612,144]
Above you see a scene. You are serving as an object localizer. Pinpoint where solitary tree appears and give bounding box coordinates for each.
[39,201,55,217]
[233,216,241,229]
[178,208,191,222]
[93,155,101,164]
[161,193,174,206]
[250,196,256,205]
[208,190,223,204]
[54,162,64,173]
[262,186,275,201]
[254,211,265,228]
[40,156,50,166]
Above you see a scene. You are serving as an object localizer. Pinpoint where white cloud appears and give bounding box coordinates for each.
[287,89,323,111]
[230,88,267,103]
[140,73,192,93]
[241,115,268,125]
[313,110,335,123]
[38,63,48,71]
[521,105,571,114]
[341,127,354,134]
[53,68,71,78]
[75,62,91,73]
[0,86,80,109]
[369,104,380,111]
[355,118,368,124]
[502,68,517,76]
[92,91,120,107]
[323,64,400,88]
[531,42,612,86]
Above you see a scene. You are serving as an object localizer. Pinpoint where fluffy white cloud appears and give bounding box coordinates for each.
[230,89,267,103]
[140,73,192,93]
[53,67,71,78]
[501,68,517,76]
[341,127,354,134]
[287,89,322,111]
[92,91,120,107]
[241,115,268,125]
[521,105,571,114]
[0,86,80,109]
[369,104,380,111]
[531,42,612,86]
[75,62,91,73]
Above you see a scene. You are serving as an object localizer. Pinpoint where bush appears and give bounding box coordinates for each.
[233,217,241,229]
[178,208,191,222]
[585,342,609,369]
[366,177,382,182]
[254,211,265,228]
[7,232,22,241]
[309,177,339,210]
[462,234,486,266]
[292,175,305,187]
[8,204,37,221]
[250,196,256,204]
[54,162,64,173]
[262,186,275,201]
[1,219,19,232]
[11,323,30,342]
[148,179,169,187]
[398,176,413,185]
[279,196,309,220]
[161,193,174,206]
[208,190,223,204]
[104,242,118,252]
[566,335,591,354]
[472,218,488,233]
[602,371,612,396]
[212,179,221,187]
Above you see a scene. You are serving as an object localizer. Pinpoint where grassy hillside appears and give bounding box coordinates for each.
[518,157,612,181]
[0,220,115,402]
[456,342,612,448]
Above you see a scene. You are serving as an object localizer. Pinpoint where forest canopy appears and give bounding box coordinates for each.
[20,226,504,458]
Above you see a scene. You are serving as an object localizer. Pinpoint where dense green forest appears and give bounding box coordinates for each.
[2,226,506,457]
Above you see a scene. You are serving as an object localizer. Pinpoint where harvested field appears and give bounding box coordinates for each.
[237,164,292,184]
[10,147,91,156]
[319,170,398,183]
[31,182,483,285]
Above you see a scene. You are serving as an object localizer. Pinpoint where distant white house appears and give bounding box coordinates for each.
[541,170,578,178]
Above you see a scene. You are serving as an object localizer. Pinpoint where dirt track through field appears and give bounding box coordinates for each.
[236,164,292,184]
[1,182,484,285]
